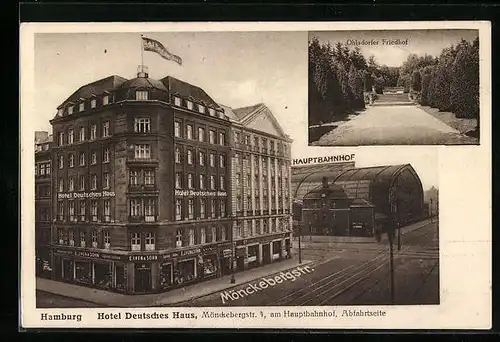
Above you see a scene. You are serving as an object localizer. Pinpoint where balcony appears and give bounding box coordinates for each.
[126,158,159,167]
[128,215,158,223]
[128,184,158,192]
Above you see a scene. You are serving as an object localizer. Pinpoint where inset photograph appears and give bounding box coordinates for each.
[308,29,480,146]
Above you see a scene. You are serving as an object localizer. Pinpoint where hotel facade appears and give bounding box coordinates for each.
[41,65,293,294]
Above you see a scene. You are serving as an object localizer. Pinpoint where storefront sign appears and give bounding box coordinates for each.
[174,190,227,197]
[222,249,232,258]
[58,191,116,199]
[236,233,288,247]
[161,248,202,261]
[128,254,158,262]
[53,248,127,262]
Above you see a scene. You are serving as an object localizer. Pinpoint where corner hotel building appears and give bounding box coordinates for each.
[44,65,293,294]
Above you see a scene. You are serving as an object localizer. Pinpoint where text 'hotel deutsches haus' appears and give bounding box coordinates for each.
[38,65,293,294]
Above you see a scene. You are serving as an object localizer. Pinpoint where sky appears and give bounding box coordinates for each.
[310,29,479,67]
[33,31,437,190]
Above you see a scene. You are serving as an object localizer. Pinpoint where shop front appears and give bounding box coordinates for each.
[285,238,292,258]
[247,244,260,269]
[235,246,246,272]
[262,243,271,265]
[220,248,232,276]
[272,240,282,261]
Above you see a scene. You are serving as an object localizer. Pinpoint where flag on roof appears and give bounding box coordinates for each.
[142,36,182,66]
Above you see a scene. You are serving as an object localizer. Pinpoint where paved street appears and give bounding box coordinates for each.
[176,220,439,307]
[312,103,477,146]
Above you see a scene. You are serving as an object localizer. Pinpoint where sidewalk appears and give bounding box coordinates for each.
[37,257,312,307]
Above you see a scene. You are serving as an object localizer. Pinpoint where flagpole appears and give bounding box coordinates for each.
[140,34,144,70]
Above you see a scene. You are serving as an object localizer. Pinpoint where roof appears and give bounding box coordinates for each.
[350,198,374,207]
[332,165,408,184]
[232,103,265,121]
[120,76,168,91]
[218,103,239,121]
[303,184,348,200]
[161,76,221,109]
[58,75,128,108]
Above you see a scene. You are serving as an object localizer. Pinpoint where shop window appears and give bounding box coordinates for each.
[175,199,182,220]
[75,261,91,283]
[79,127,85,141]
[186,124,193,140]
[145,232,155,251]
[135,144,151,159]
[188,199,194,219]
[160,263,172,288]
[104,231,111,249]
[103,121,110,137]
[188,228,195,246]
[94,262,112,288]
[115,264,125,291]
[90,124,97,140]
[92,230,99,248]
[144,170,155,185]
[135,90,148,101]
[103,199,111,222]
[103,148,110,163]
[175,148,181,163]
[80,231,87,248]
[177,259,195,284]
[203,255,217,277]
[198,127,205,142]
[174,121,181,137]
[175,229,182,247]
[134,117,151,133]
[200,227,206,244]
[131,232,141,251]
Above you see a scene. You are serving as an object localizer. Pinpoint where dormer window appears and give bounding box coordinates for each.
[217,110,224,119]
[103,95,109,106]
[57,108,63,116]
[186,100,193,110]
[174,96,181,106]
[136,90,148,101]
[208,108,215,116]
[198,104,205,114]
[91,98,96,109]
[79,102,84,112]
[68,106,74,115]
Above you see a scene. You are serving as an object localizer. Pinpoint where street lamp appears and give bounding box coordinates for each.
[430,199,433,223]
[230,241,236,284]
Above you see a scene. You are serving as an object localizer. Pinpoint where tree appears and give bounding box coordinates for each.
[411,71,422,92]
[420,74,432,106]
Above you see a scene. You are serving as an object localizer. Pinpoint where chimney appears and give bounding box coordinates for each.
[322,177,329,189]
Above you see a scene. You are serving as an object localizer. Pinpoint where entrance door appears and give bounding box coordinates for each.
[62,259,72,281]
[262,244,271,265]
[134,264,152,293]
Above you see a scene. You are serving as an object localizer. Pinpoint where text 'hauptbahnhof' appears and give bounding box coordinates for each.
[35,65,293,294]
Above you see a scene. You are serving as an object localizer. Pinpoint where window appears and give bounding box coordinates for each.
[218,110,224,119]
[220,200,226,217]
[174,96,181,106]
[176,229,182,247]
[144,198,156,221]
[103,148,110,163]
[211,226,217,242]
[91,200,98,221]
[103,172,110,189]
[79,175,85,190]
[91,124,97,140]
[59,132,64,146]
[69,229,75,246]
[210,175,215,190]
[209,153,215,167]
[200,199,206,218]
[187,174,194,189]
[174,121,181,137]
[136,90,148,100]
[79,102,84,112]
[186,124,193,140]
[219,155,225,168]
[234,132,240,144]
[57,108,63,116]
[198,104,205,114]
[91,98,96,108]
[91,174,97,190]
[46,163,51,175]
[211,200,216,218]
[130,199,141,217]
[130,170,139,186]
[145,232,155,250]
[221,225,226,240]
[199,152,205,166]
[59,155,64,169]
[103,121,110,137]
[91,151,97,165]
[245,135,250,145]
[134,118,151,133]
[219,132,225,146]
[200,227,206,244]
[175,148,181,163]
[68,177,75,191]
[209,108,215,116]
[68,200,75,221]
[220,175,225,190]
[199,174,205,189]
[79,152,86,166]
[68,106,74,115]
[196,127,205,142]
[58,200,64,220]
[68,129,74,144]
[104,231,111,249]
[69,154,74,167]
[187,101,193,110]
[175,199,182,220]
[144,170,155,185]
[188,228,195,245]
[58,178,64,192]
[135,144,151,159]
[79,127,85,141]
[187,150,193,165]
[188,199,194,219]
[80,231,86,248]
[131,233,140,251]
[103,199,110,222]
[79,200,86,220]
[103,95,109,105]
[209,130,216,144]
[92,230,98,248]
[175,172,182,189]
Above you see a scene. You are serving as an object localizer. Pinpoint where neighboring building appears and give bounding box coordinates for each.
[46,65,293,294]
[293,163,425,237]
[35,131,53,278]
[221,104,293,271]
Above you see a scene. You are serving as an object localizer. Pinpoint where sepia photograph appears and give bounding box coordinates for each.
[308,29,480,146]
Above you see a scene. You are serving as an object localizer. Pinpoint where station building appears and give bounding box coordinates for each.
[45,65,292,294]
[292,163,425,237]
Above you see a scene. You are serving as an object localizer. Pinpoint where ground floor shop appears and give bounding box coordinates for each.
[36,246,52,279]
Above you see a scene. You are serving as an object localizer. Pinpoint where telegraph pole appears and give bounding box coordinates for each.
[430,199,433,223]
